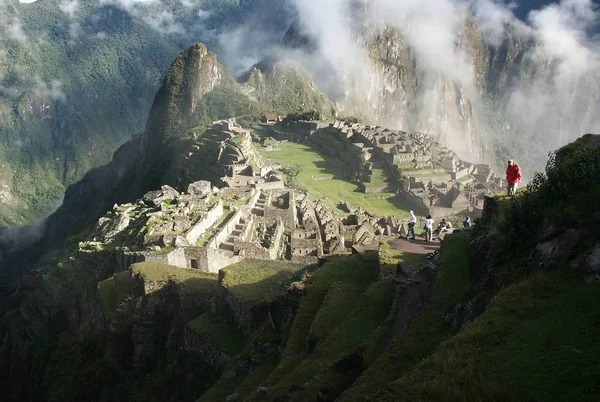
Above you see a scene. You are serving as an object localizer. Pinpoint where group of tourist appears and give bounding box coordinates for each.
[402,159,522,242]
[406,211,472,242]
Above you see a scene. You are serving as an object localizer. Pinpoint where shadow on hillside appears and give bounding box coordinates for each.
[387,195,415,212]
[312,160,345,179]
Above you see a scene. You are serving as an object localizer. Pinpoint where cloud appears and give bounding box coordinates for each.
[0,16,28,42]
[249,0,599,171]
[142,10,185,35]
[0,76,66,103]
[529,0,599,82]
[59,0,79,18]
[197,8,211,20]
[469,0,530,45]
[32,77,67,102]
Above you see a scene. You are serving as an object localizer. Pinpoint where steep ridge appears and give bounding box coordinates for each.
[134,43,230,194]
[0,41,333,292]
[0,0,295,225]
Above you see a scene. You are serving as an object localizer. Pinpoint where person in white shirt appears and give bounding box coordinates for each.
[407,210,417,240]
[424,214,434,242]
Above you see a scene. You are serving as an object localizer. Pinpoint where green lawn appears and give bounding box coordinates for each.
[259,141,411,218]
[220,260,305,306]
[131,261,218,292]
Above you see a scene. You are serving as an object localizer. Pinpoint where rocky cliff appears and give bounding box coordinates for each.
[280,13,600,175]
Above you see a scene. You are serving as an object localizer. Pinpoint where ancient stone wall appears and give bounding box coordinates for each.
[235,218,284,260]
[183,326,231,369]
[208,208,250,249]
[264,199,296,229]
[248,189,261,209]
[116,251,146,271]
[145,247,187,267]
[254,180,285,191]
[184,247,243,273]
[184,200,224,244]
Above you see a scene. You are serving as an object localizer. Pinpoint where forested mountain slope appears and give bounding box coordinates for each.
[0,0,292,226]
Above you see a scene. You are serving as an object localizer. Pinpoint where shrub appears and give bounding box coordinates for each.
[498,146,600,257]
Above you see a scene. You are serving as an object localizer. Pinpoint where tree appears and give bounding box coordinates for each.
[282,164,303,188]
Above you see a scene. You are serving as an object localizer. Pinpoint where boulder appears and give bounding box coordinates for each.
[143,188,177,206]
[534,228,590,268]
[98,214,131,240]
[174,236,190,247]
[142,190,163,205]
[161,185,180,198]
[188,180,212,197]
[160,235,175,247]
[570,243,600,283]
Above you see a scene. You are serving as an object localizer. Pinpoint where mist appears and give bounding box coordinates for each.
[223,0,600,177]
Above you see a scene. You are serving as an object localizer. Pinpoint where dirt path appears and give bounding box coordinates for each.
[387,237,440,255]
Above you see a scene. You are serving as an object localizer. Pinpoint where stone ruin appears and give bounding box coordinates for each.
[329,120,505,216]
[80,115,495,276]
[80,178,397,274]
[211,118,286,191]
[268,117,505,217]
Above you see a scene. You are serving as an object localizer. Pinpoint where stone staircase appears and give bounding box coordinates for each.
[251,192,267,216]
[219,217,248,254]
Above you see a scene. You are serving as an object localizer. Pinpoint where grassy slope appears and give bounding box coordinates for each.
[258,141,412,218]
[199,253,383,401]
[131,261,218,291]
[340,232,472,400]
[187,314,246,356]
[220,260,304,306]
[279,279,395,400]
[370,267,600,401]
[334,231,600,402]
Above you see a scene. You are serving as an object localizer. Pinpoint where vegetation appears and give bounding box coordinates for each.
[341,233,472,399]
[202,253,386,400]
[364,264,600,401]
[489,141,600,262]
[281,164,303,188]
[259,141,412,217]
[98,273,128,319]
[0,0,295,226]
[187,314,246,356]
[220,260,304,305]
[131,261,218,292]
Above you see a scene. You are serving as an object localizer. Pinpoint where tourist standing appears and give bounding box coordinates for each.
[505,159,522,197]
[424,214,434,242]
[407,210,417,240]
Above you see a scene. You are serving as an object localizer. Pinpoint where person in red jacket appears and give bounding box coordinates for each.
[505,159,522,196]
